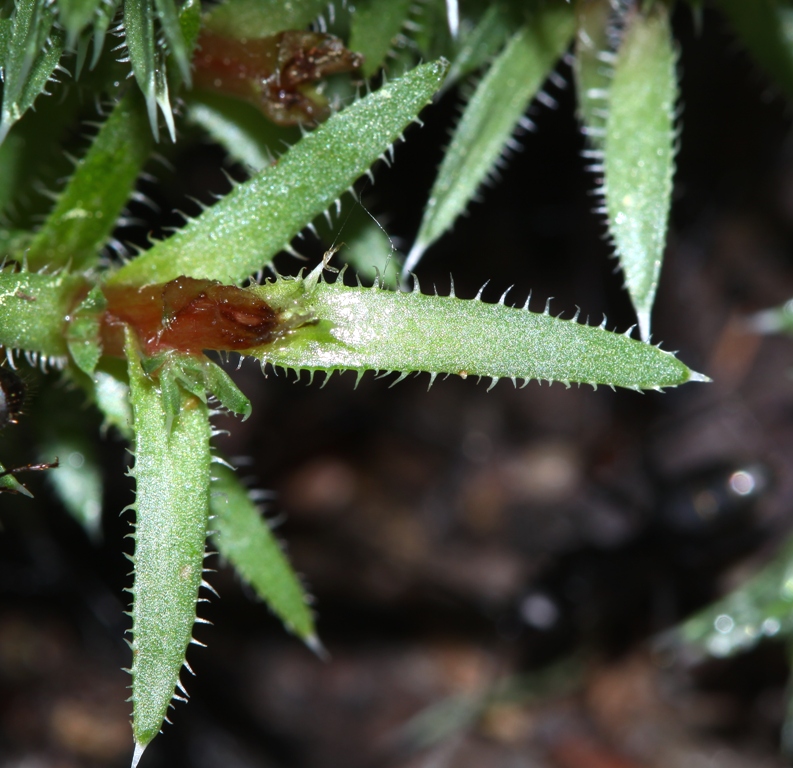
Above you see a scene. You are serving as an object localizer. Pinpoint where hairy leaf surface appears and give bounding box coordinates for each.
[125,0,179,139]
[573,0,613,145]
[186,91,288,172]
[680,537,793,661]
[88,0,120,69]
[604,3,677,342]
[211,464,317,645]
[248,274,706,391]
[0,0,65,144]
[126,330,212,760]
[26,93,153,272]
[0,270,85,357]
[445,5,514,85]
[58,0,103,48]
[110,59,449,286]
[349,0,412,77]
[154,0,191,85]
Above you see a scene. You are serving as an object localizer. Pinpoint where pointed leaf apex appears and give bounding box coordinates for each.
[131,741,147,768]
[305,633,330,661]
[636,309,651,343]
[687,369,711,383]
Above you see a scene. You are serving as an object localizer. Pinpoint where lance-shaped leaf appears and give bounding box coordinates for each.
[84,364,134,439]
[125,0,178,140]
[0,81,84,226]
[39,429,103,540]
[672,461,776,660]
[603,3,677,342]
[109,59,449,287]
[154,0,191,85]
[58,0,103,49]
[246,272,707,391]
[680,546,792,661]
[142,352,252,422]
[125,329,213,764]
[0,0,66,144]
[185,91,285,173]
[445,5,514,86]
[403,7,574,274]
[717,0,793,99]
[25,92,153,273]
[0,270,86,357]
[87,0,120,70]
[573,0,613,146]
[204,0,329,39]
[210,464,318,647]
[349,0,412,77]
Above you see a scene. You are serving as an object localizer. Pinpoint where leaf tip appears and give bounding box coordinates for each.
[637,310,652,343]
[131,741,147,768]
[305,633,330,661]
[687,369,711,384]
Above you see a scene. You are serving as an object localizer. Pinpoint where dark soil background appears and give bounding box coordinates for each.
[3,5,793,767]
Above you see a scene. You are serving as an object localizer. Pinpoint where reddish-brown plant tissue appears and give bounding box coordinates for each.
[193,29,364,125]
[102,276,281,356]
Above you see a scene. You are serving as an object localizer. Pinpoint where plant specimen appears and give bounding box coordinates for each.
[12,0,793,763]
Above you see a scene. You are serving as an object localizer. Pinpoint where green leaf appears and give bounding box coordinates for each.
[0,270,86,358]
[58,0,103,49]
[125,329,213,759]
[0,228,32,258]
[445,4,514,86]
[109,59,450,287]
[717,0,793,99]
[210,464,318,646]
[25,92,153,273]
[680,534,793,659]
[748,298,793,335]
[0,132,27,214]
[403,7,574,273]
[154,0,191,85]
[185,91,292,173]
[246,272,708,391]
[92,365,134,439]
[151,353,252,420]
[337,210,400,289]
[65,285,106,375]
[176,0,201,61]
[0,17,12,69]
[604,2,677,342]
[0,83,84,228]
[39,429,103,541]
[89,0,120,69]
[573,0,613,147]
[0,460,35,497]
[125,0,175,140]
[349,0,412,77]
[0,0,66,145]
[203,0,329,39]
